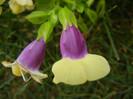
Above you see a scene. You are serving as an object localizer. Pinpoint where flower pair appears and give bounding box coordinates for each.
[2,24,110,85]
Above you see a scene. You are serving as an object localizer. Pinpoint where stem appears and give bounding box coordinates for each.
[88,24,94,33]
[103,18,120,60]
[63,0,74,4]
[51,2,61,13]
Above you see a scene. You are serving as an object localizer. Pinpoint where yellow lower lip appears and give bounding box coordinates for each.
[52,54,110,85]
[11,64,26,76]
[2,61,48,83]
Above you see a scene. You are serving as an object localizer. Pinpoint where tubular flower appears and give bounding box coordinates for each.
[52,24,110,85]
[8,0,35,14]
[2,37,47,83]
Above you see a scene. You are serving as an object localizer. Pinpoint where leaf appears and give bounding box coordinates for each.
[35,0,55,11]
[27,11,50,24]
[76,3,84,13]
[0,6,2,15]
[86,0,95,7]
[58,7,77,30]
[78,16,88,33]
[58,8,68,30]
[96,0,105,18]
[85,8,97,23]
[64,7,77,27]
[0,0,5,5]
[37,21,53,43]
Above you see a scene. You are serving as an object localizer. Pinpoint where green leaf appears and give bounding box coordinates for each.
[0,6,2,15]
[85,8,97,23]
[76,3,84,13]
[35,0,55,11]
[78,16,88,33]
[64,7,74,27]
[58,7,77,30]
[96,0,105,18]
[63,0,74,4]
[37,21,53,43]
[27,11,50,24]
[86,0,95,7]
[58,8,67,30]
[0,0,5,5]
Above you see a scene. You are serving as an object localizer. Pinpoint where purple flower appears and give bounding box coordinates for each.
[52,24,110,85]
[2,37,47,83]
[60,25,88,59]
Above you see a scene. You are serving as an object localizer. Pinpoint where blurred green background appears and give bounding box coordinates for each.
[0,0,133,99]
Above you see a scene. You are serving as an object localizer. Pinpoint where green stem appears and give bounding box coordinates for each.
[88,24,94,33]
[52,2,61,13]
[63,0,74,4]
[103,18,120,60]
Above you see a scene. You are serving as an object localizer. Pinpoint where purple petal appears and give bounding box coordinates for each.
[60,24,88,59]
[17,37,45,71]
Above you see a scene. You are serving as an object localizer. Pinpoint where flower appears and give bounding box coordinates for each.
[8,0,35,14]
[52,24,110,85]
[2,37,47,83]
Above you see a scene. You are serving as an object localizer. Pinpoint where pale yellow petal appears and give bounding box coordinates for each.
[31,75,43,83]
[30,71,48,78]
[12,63,27,76]
[2,61,12,67]
[2,61,26,76]
[25,4,35,10]
[52,54,110,85]
[11,65,22,76]
[15,61,48,83]
[0,0,5,5]
[30,71,48,83]
[53,77,60,84]
[16,0,33,6]
[52,58,87,85]
[16,61,28,72]
[83,54,110,81]
[9,0,25,14]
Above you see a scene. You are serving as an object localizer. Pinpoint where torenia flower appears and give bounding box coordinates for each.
[52,24,110,85]
[2,37,47,83]
[8,0,35,14]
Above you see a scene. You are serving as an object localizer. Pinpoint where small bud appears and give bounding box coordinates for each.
[50,12,58,26]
